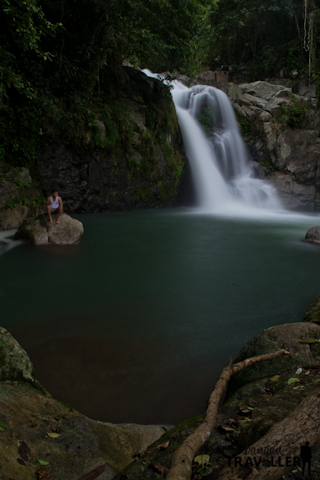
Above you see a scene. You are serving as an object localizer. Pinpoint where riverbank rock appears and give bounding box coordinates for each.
[0,327,168,480]
[302,293,320,325]
[115,322,320,480]
[0,162,43,230]
[305,225,320,245]
[15,213,84,245]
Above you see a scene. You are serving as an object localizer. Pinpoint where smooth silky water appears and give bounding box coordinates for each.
[1,209,320,424]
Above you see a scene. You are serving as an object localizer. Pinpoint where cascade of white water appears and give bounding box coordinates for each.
[143,70,282,213]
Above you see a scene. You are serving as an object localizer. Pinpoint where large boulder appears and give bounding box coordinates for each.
[227,322,320,396]
[15,213,84,245]
[305,225,320,245]
[0,327,168,480]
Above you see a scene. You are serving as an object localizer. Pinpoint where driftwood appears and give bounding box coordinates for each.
[166,348,290,480]
[71,461,107,480]
[212,383,320,479]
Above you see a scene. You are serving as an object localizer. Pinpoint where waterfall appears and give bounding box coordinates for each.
[143,70,282,215]
[172,82,282,213]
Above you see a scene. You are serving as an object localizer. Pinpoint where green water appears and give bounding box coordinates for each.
[1,208,320,424]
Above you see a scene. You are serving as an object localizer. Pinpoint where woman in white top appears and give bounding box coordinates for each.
[46,189,63,224]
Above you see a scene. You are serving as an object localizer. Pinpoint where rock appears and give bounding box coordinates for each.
[302,294,320,324]
[268,172,316,211]
[0,162,43,230]
[0,327,168,480]
[0,327,44,393]
[15,213,84,245]
[227,322,320,396]
[305,226,320,245]
[238,81,288,100]
[0,204,30,230]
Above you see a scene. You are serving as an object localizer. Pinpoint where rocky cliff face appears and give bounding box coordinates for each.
[37,67,186,214]
[221,80,320,211]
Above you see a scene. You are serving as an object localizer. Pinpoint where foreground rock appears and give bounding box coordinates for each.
[0,327,168,480]
[302,293,320,325]
[117,322,320,480]
[15,213,84,245]
[305,225,320,245]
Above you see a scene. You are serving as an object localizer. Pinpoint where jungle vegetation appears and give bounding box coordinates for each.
[0,0,319,167]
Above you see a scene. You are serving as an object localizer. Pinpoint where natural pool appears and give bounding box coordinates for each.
[1,208,320,424]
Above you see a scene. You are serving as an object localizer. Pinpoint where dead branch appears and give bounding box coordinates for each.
[166,348,290,480]
[212,383,320,479]
[71,461,106,480]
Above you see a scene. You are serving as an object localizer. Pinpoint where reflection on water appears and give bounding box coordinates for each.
[1,208,320,424]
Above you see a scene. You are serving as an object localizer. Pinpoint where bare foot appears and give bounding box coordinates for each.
[56,218,60,224]
[49,218,52,224]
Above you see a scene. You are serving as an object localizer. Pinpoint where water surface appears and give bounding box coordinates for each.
[1,208,320,424]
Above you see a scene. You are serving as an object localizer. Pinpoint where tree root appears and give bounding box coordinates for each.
[166,348,290,480]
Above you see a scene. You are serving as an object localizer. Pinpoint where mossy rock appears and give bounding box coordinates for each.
[302,294,320,325]
[0,327,44,393]
[0,383,167,480]
[227,322,320,398]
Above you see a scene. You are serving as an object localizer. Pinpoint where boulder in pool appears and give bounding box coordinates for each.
[305,225,320,245]
[15,213,84,245]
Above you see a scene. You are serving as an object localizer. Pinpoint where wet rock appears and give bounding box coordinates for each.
[268,172,316,211]
[305,225,320,245]
[15,213,84,245]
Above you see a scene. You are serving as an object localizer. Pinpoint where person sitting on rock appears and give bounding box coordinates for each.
[46,190,63,224]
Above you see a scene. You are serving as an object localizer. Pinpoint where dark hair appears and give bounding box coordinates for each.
[51,189,59,194]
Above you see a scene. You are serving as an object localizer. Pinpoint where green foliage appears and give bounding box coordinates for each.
[198,106,216,133]
[13,179,29,187]
[280,101,307,129]
[260,161,275,171]
[33,196,46,206]
[199,0,320,78]
[237,116,251,137]
[5,203,16,209]
[19,198,30,205]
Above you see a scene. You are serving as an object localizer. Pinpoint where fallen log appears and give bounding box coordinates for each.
[166,348,290,480]
[71,461,107,480]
